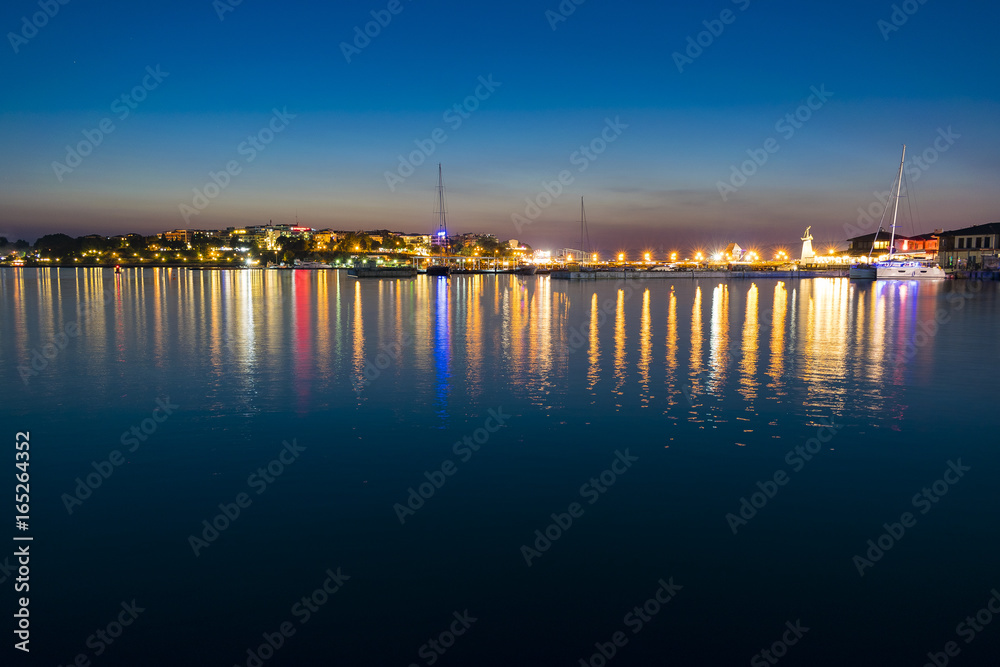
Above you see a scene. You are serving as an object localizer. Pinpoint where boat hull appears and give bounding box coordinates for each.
[849,265,876,280]
[348,267,417,278]
[875,262,946,280]
[426,266,451,277]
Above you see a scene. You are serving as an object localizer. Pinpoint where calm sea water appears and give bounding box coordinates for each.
[2,268,999,666]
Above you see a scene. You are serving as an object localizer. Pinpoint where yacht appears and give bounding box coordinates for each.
[861,146,946,280]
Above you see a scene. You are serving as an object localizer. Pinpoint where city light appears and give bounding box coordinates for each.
[618,253,624,262]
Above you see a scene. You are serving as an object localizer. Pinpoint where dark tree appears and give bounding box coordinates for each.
[35,233,77,256]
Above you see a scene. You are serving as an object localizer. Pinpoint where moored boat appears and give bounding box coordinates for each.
[348,266,417,278]
[849,265,876,280]
[851,145,946,280]
[426,265,451,277]
[874,146,946,280]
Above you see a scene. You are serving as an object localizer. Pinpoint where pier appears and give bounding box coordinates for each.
[551,269,850,280]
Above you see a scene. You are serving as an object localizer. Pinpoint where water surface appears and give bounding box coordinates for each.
[2,268,998,666]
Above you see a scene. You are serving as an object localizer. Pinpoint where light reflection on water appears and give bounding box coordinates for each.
[1,268,991,431]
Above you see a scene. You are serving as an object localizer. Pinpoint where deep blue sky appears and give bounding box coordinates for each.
[1,0,998,253]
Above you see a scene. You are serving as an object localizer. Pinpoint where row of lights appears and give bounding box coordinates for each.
[570,250,795,263]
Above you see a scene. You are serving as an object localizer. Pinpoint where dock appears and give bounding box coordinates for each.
[551,269,849,280]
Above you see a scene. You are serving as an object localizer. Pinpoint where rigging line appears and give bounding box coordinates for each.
[867,179,895,259]
[904,167,922,237]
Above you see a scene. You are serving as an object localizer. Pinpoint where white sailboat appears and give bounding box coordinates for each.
[871,145,945,280]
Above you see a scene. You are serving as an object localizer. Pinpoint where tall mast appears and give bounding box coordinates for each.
[435,163,448,250]
[580,197,590,258]
[888,145,906,258]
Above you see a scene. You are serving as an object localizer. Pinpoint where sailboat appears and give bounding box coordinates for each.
[873,146,946,280]
[850,147,945,280]
[426,164,451,277]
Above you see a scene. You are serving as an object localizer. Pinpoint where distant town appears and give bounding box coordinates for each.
[1,220,998,272]
[0,224,534,269]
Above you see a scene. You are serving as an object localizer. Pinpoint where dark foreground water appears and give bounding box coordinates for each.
[2,268,999,666]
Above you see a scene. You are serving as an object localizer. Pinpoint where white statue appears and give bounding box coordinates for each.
[800,226,815,262]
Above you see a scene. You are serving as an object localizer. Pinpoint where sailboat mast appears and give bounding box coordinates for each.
[436,163,448,250]
[888,145,906,257]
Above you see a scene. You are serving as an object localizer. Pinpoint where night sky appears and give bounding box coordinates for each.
[1,0,998,253]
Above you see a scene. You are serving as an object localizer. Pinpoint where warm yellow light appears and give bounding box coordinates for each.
[618,253,624,261]
[644,253,650,261]
[592,253,598,261]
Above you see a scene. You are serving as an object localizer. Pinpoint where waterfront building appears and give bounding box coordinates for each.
[846,231,913,256]
[312,230,340,251]
[937,222,1000,270]
[242,223,314,250]
[162,229,197,244]
[401,234,431,246]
